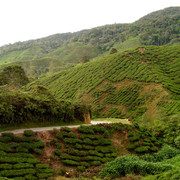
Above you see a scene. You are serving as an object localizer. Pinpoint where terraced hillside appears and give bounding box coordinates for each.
[29,45,180,123]
[0,7,179,77]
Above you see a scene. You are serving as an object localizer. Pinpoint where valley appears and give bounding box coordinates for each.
[0,6,180,180]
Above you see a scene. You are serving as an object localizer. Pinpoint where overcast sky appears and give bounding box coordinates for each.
[0,0,179,46]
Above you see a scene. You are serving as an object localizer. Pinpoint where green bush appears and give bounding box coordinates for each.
[23,130,34,137]
[61,127,72,132]
[77,166,86,172]
[36,164,50,169]
[1,133,14,138]
[129,134,140,142]
[78,126,94,134]
[0,164,12,170]
[99,155,173,178]
[56,133,63,140]
[32,148,43,155]
[0,168,36,177]
[55,143,62,149]
[13,163,33,169]
[75,144,82,150]
[0,137,12,143]
[24,175,37,180]
[91,161,101,166]
[83,138,93,145]
[174,136,180,149]
[62,160,79,166]
[80,162,90,168]
[134,146,149,153]
[54,149,63,156]
[36,172,54,179]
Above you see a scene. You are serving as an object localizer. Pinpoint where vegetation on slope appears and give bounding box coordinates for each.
[0,7,179,77]
[0,131,54,179]
[0,65,91,128]
[28,45,180,145]
[30,45,180,109]
[0,65,29,87]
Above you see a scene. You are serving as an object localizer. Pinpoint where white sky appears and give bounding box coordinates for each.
[0,0,179,46]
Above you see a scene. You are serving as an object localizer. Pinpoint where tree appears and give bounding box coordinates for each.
[81,55,89,63]
[110,48,117,54]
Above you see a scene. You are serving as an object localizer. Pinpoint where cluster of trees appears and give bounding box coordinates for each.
[0,7,179,68]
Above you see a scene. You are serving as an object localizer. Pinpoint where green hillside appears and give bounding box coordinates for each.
[28,45,180,127]
[0,7,179,77]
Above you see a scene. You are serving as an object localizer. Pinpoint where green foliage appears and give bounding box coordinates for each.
[110,48,117,54]
[99,155,173,178]
[175,136,180,149]
[24,130,34,137]
[0,89,88,126]
[31,45,180,123]
[0,133,54,179]
[0,7,179,80]
[0,65,29,87]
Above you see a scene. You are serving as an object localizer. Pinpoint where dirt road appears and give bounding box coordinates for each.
[0,120,112,135]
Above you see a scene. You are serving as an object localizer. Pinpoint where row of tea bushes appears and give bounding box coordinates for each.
[52,126,117,172]
[127,125,161,153]
[0,131,54,180]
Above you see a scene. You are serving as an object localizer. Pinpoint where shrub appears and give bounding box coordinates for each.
[1,133,14,138]
[16,147,29,153]
[66,149,80,156]
[54,149,63,156]
[79,151,88,156]
[36,173,54,179]
[61,127,71,132]
[78,126,94,134]
[99,155,173,178]
[0,137,12,143]
[55,143,62,149]
[91,161,101,166]
[0,168,36,177]
[77,166,86,172]
[0,164,12,170]
[32,148,43,155]
[56,133,63,140]
[80,162,90,168]
[62,160,79,166]
[153,144,180,162]
[24,175,37,180]
[13,163,33,169]
[83,138,93,145]
[134,146,149,153]
[36,164,50,169]
[75,144,82,150]
[24,130,34,137]
[129,134,140,142]
[60,153,71,160]
[174,136,180,149]
[82,145,94,150]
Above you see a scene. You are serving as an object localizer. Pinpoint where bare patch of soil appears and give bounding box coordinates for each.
[111,131,130,156]
[138,47,146,53]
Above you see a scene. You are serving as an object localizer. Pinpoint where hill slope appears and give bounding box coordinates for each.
[28,45,180,124]
[0,7,179,77]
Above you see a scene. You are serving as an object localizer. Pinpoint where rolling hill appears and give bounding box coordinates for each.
[28,45,180,127]
[0,6,179,77]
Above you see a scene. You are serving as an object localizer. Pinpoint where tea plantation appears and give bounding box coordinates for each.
[29,45,180,121]
[0,130,53,180]
[49,123,163,175]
